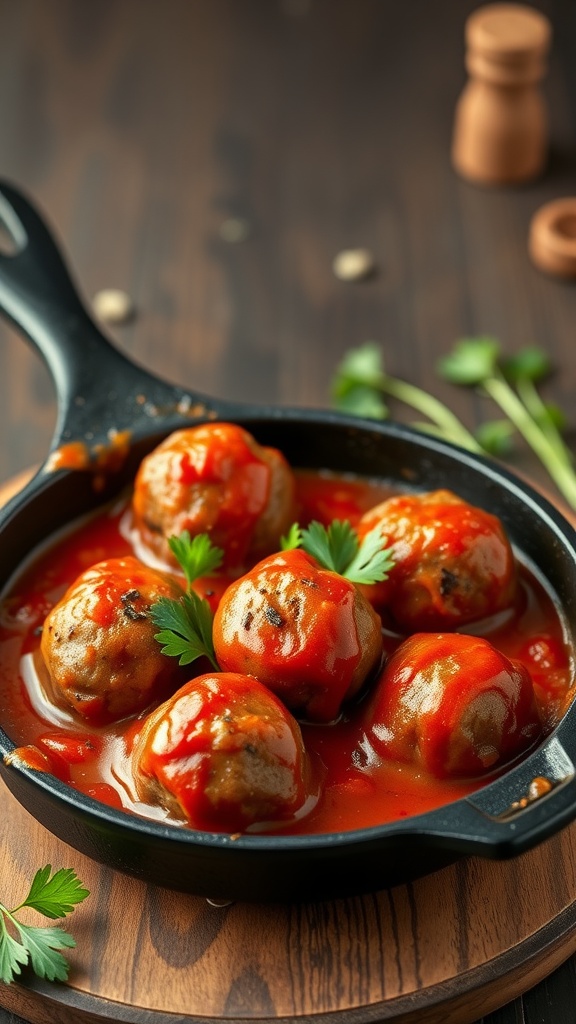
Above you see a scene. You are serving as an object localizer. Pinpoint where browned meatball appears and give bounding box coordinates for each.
[41,556,185,723]
[131,422,295,569]
[213,549,383,723]
[132,672,312,832]
[358,489,517,631]
[364,633,541,778]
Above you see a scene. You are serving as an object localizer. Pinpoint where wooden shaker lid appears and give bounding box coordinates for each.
[529,198,576,279]
[465,3,551,83]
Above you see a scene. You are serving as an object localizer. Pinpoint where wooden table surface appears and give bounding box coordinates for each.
[1,1,576,1022]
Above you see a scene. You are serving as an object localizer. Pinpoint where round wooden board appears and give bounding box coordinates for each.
[1,473,576,1024]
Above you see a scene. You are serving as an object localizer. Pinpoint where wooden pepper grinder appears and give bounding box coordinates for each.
[452,3,552,185]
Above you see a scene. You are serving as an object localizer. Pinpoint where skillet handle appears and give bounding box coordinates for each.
[412,728,576,860]
[0,180,224,455]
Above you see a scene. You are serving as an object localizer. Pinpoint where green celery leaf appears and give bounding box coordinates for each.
[334,384,389,419]
[331,342,387,396]
[501,347,551,383]
[475,419,516,456]
[438,337,501,385]
[537,401,567,432]
[331,342,389,418]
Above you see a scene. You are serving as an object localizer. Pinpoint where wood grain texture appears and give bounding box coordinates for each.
[1,777,576,1024]
[1,2,576,1023]
[0,0,575,488]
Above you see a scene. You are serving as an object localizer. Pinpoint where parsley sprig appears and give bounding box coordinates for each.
[331,339,576,511]
[0,866,89,985]
[151,591,218,668]
[168,531,223,589]
[150,532,222,670]
[281,519,394,585]
[438,337,576,509]
[331,342,482,451]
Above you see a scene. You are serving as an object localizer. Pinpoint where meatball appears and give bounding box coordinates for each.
[365,633,541,778]
[132,672,311,832]
[41,556,185,723]
[131,422,295,569]
[358,489,516,631]
[213,548,383,723]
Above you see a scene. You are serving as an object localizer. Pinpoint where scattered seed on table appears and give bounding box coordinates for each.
[219,217,251,243]
[332,248,376,281]
[93,289,135,325]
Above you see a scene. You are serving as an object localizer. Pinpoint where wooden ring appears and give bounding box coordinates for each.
[529,198,576,279]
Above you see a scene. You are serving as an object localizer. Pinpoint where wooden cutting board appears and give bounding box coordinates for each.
[1,472,576,1024]
[1,788,576,1024]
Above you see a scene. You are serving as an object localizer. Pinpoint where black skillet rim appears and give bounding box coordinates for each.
[1,412,576,864]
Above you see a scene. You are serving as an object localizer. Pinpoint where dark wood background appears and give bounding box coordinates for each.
[1,0,576,1021]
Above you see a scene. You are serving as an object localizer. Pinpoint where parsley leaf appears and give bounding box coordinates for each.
[335,384,388,419]
[331,342,481,452]
[11,922,75,982]
[150,531,222,669]
[475,419,515,457]
[0,919,29,983]
[283,519,394,585]
[342,523,396,584]
[438,336,501,385]
[332,339,576,512]
[501,346,551,384]
[18,866,90,919]
[151,591,219,669]
[301,520,359,575]
[438,338,576,510]
[0,865,89,985]
[280,522,303,551]
[167,531,223,588]
[331,342,388,396]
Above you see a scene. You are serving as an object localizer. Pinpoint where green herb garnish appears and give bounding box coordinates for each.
[331,342,482,452]
[331,340,576,511]
[167,531,223,589]
[438,337,576,509]
[0,866,89,985]
[151,591,219,669]
[150,532,222,669]
[280,522,303,551]
[282,519,394,585]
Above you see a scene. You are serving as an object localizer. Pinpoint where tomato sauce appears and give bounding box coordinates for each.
[0,470,573,835]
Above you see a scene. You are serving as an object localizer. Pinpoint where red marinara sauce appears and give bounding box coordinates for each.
[0,469,573,835]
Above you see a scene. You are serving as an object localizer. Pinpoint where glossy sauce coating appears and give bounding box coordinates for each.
[132,422,295,569]
[41,556,186,724]
[133,672,312,831]
[0,470,573,834]
[366,633,542,778]
[213,548,383,722]
[358,489,516,631]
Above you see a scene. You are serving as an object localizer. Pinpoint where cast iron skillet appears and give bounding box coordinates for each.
[1,180,576,903]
